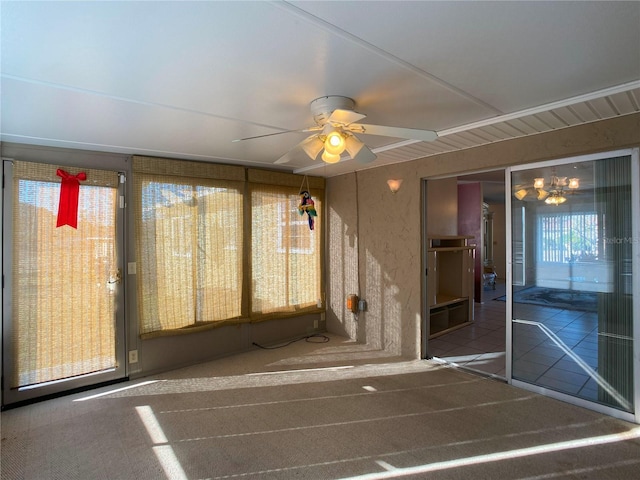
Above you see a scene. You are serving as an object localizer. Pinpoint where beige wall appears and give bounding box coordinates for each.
[426,177,458,236]
[326,113,640,358]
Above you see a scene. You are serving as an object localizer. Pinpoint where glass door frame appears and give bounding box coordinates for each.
[505,148,640,424]
[2,159,128,407]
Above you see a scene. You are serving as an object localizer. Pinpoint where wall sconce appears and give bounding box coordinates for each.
[387,179,403,193]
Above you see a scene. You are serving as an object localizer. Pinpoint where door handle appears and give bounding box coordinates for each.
[108,268,122,285]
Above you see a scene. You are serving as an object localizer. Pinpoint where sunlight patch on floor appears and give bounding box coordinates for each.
[136,405,187,480]
[338,426,640,479]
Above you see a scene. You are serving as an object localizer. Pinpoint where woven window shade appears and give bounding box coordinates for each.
[133,155,244,181]
[134,172,244,335]
[250,184,322,316]
[133,157,324,335]
[11,161,119,388]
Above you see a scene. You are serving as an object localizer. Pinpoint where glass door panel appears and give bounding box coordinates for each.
[509,153,637,416]
[2,161,126,406]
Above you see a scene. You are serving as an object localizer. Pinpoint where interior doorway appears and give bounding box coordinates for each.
[424,170,507,378]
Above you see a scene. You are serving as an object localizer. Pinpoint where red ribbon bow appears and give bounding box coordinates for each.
[56,169,86,228]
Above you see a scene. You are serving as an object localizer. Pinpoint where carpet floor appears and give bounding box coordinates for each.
[2,334,639,479]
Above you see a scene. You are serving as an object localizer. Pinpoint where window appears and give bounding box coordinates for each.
[538,211,599,263]
[135,173,244,335]
[276,200,316,254]
[133,157,324,336]
[251,185,322,315]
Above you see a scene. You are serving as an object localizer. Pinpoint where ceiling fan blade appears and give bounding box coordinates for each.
[232,126,321,143]
[232,129,301,142]
[345,136,377,164]
[354,145,377,164]
[274,152,293,164]
[328,109,367,126]
[347,123,438,142]
[300,135,324,160]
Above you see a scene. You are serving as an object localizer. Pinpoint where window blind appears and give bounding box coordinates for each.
[133,157,324,336]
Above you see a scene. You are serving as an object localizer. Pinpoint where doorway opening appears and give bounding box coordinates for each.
[424,170,507,378]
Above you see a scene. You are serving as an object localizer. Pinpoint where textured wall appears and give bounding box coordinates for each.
[426,177,458,236]
[327,164,423,357]
[326,113,640,359]
[326,173,360,340]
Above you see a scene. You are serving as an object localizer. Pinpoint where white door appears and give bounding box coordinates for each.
[2,160,126,406]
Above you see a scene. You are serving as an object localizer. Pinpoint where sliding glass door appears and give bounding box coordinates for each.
[507,149,639,422]
[2,160,126,406]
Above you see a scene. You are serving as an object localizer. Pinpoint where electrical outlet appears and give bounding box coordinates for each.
[129,350,138,364]
[358,299,367,312]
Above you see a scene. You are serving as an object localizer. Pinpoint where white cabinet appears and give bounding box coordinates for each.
[427,236,475,338]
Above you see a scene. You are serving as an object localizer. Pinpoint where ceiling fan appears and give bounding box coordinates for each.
[233,96,438,165]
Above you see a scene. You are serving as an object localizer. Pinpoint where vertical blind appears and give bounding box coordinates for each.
[596,156,634,410]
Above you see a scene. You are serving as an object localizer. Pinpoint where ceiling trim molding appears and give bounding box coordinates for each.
[438,80,640,137]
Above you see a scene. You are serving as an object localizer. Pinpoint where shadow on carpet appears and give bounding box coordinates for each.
[494,286,597,312]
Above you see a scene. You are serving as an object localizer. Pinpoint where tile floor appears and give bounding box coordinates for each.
[428,280,508,378]
[428,280,628,411]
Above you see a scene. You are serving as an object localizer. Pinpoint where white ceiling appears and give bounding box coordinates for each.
[2,1,639,177]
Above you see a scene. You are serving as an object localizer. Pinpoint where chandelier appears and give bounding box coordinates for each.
[514,175,579,204]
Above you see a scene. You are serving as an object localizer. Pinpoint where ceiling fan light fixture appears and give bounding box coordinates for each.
[569,178,579,189]
[534,178,545,189]
[323,128,346,155]
[321,150,341,164]
[345,134,365,157]
[301,136,325,161]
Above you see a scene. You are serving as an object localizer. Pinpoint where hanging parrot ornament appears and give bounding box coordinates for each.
[298,190,317,230]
